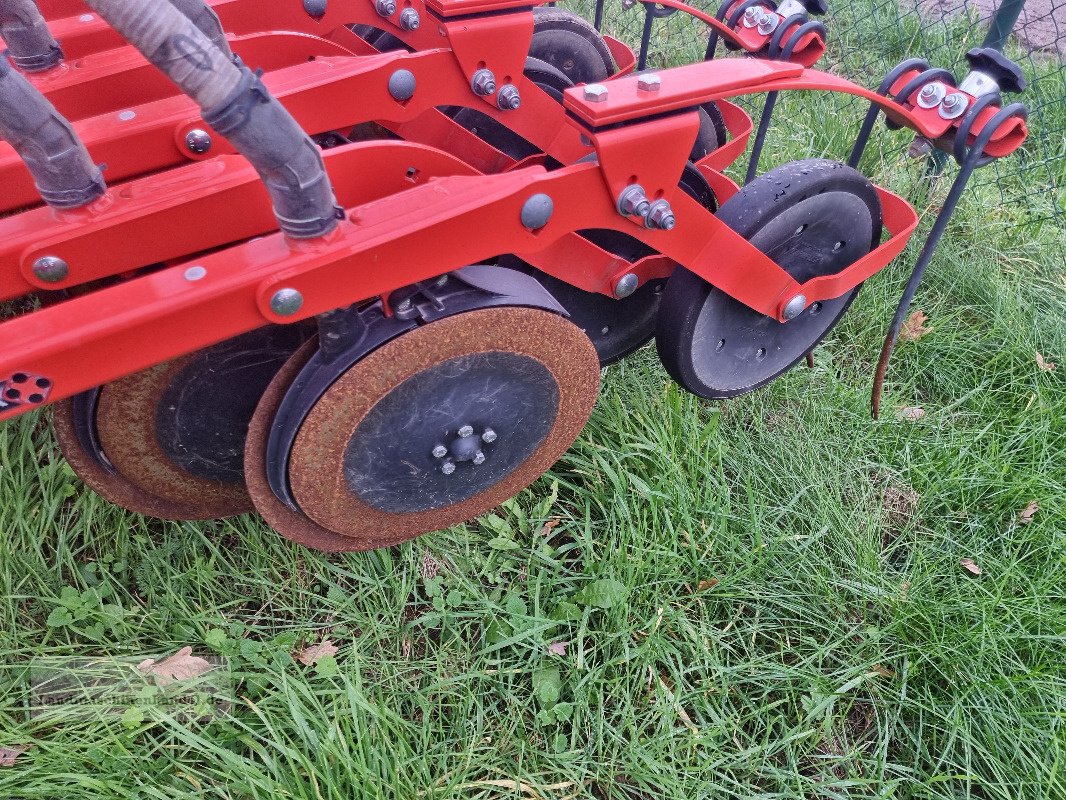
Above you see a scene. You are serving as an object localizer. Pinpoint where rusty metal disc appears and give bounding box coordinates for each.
[284,307,599,549]
[93,326,310,519]
[244,337,378,552]
[53,395,208,520]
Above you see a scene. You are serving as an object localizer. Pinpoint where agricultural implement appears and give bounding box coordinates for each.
[0,0,1028,550]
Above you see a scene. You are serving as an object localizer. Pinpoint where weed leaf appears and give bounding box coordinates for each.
[574,578,629,610]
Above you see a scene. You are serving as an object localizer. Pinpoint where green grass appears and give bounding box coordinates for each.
[2,4,1065,799]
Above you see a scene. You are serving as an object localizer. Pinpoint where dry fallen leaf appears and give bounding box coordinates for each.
[1036,351,1057,372]
[959,558,983,576]
[899,310,933,341]
[548,640,568,656]
[294,639,339,666]
[1018,500,1039,525]
[897,406,926,422]
[871,664,896,679]
[696,579,719,592]
[138,646,214,687]
[0,745,28,767]
[539,518,561,537]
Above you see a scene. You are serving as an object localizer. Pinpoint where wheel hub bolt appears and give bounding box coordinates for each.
[185,128,212,154]
[375,0,396,16]
[432,444,448,459]
[441,460,457,475]
[471,68,496,96]
[482,428,497,443]
[399,7,420,29]
[473,451,487,465]
[32,255,69,283]
[496,84,521,110]
[458,425,474,438]
[614,273,639,299]
[584,83,608,102]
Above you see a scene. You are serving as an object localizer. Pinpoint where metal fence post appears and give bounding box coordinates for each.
[983,0,1026,51]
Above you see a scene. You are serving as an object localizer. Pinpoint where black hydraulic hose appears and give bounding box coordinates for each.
[168,0,234,60]
[0,0,61,71]
[84,0,340,239]
[0,54,105,207]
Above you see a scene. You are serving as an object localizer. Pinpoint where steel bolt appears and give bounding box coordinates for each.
[32,255,69,283]
[782,294,807,321]
[185,129,212,155]
[916,81,946,109]
[432,444,448,459]
[441,460,456,475]
[637,73,661,92]
[496,84,521,110]
[617,184,651,218]
[742,5,764,26]
[584,83,609,102]
[645,199,676,231]
[938,92,969,120]
[520,194,554,230]
[270,288,304,317]
[375,0,396,15]
[473,451,487,465]
[614,273,639,299]
[482,428,497,443]
[388,69,417,101]
[756,11,779,35]
[471,68,496,96]
[399,7,420,29]
[458,425,474,438]
[395,298,412,312]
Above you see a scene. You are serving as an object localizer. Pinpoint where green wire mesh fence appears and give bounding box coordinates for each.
[581,0,1065,265]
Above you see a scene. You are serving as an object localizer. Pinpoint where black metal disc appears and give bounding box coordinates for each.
[656,159,883,399]
[343,351,559,513]
[153,325,311,483]
[528,6,615,84]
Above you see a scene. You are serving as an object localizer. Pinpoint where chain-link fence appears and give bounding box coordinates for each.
[581,0,1065,264]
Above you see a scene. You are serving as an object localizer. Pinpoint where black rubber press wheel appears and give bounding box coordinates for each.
[656,159,882,399]
[246,307,600,551]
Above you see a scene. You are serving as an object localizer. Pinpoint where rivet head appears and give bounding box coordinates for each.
[185,129,212,155]
[520,194,554,230]
[388,69,417,102]
[584,83,608,102]
[782,294,807,321]
[270,288,304,317]
[614,273,639,299]
[32,255,69,283]
[303,0,328,18]
[637,73,661,92]
[184,265,207,282]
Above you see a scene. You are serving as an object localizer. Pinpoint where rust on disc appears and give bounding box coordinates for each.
[53,399,208,520]
[94,357,253,519]
[287,307,600,549]
[244,338,376,552]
